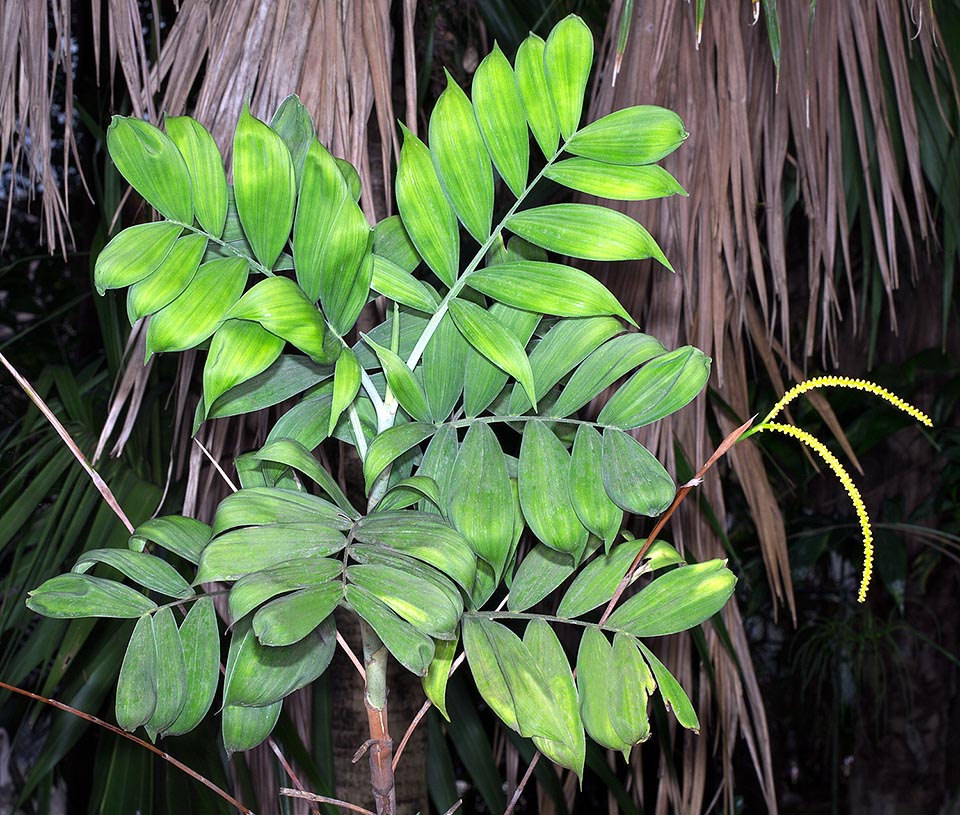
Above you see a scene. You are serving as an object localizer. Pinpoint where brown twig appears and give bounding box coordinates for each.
[337,631,367,679]
[503,416,755,814]
[269,738,320,815]
[278,787,377,815]
[0,351,134,533]
[0,679,253,814]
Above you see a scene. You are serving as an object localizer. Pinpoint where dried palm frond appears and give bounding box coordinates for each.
[587,0,955,811]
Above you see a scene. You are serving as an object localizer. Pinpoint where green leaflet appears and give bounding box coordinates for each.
[363,422,437,492]
[129,516,211,565]
[609,633,654,750]
[206,355,334,421]
[423,635,458,721]
[251,439,358,515]
[371,255,439,313]
[197,525,346,584]
[447,423,514,575]
[107,116,192,223]
[252,583,342,646]
[126,233,208,324]
[597,346,711,429]
[115,614,158,731]
[223,617,336,708]
[462,302,540,418]
[222,701,282,757]
[396,126,459,287]
[600,428,675,517]
[552,333,666,418]
[72,548,194,599]
[422,311,469,421]
[515,34,560,159]
[145,607,187,738]
[225,276,334,364]
[26,574,157,619]
[523,619,586,776]
[568,425,623,549]
[576,627,631,753]
[462,617,568,743]
[605,559,737,637]
[201,319,286,413]
[467,260,633,323]
[375,476,442,513]
[430,71,494,243]
[345,584,436,675]
[363,334,431,422]
[635,640,700,731]
[506,204,673,268]
[166,116,228,236]
[508,541,589,612]
[372,215,421,273]
[146,256,248,358]
[232,105,296,270]
[473,43,529,198]
[449,298,537,411]
[94,221,182,295]
[346,563,461,639]
[519,421,589,557]
[294,139,372,332]
[565,106,688,165]
[352,511,477,592]
[166,597,220,736]
[329,349,362,437]
[210,488,350,536]
[543,15,594,140]
[545,158,688,201]
[229,557,343,622]
[269,95,315,186]
[556,537,647,618]
[508,315,624,415]
[414,424,459,511]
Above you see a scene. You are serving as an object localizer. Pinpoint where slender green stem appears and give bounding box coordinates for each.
[404,147,565,371]
[467,609,632,634]
[179,221,274,277]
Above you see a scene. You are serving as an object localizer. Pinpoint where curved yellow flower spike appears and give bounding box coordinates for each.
[748,377,932,603]
[762,376,933,428]
[759,423,874,603]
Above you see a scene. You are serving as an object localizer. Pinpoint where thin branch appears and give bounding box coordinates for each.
[503,753,540,815]
[279,788,376,815]
[194,436,238,492]
[0,351,135,533]
[0,679,253,814]
[597,415,754,627]
[337,631,367,679]
[269,739,320,815]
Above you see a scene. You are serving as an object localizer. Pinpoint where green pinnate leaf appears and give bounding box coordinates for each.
[543,15,594,140]
[146,256,248,358]
[363,423,437,493]
[430,71,494,243]
[107,116,192,223]
[515,34,560,159]
[232,105,296,270]
[422,311,469,420]
[565,106,688,165]
[228,558,343,622]
[605,559,736,636]
[423,635,458,721]
[518,420,589,557]
[472,43,529,197]
[568,425,623,549]
[166,116,228,236]
[166,597,220,736]
[72,549,194,600]
[126,233,207,324]
[94,222,182,295]
[345,584,436,675]
[225,276,334,364]
[396,126,459,287]
[600,428,675,517]
[146,607,187,738]
[575,627,630,753]
[26,574,157,619]
[545,158,687,201]
[252,583,342,646]
[269,95,315,186]
[506,204,673,267]
[222,702,282,757]
[202,319,286,414]
[597,346,710,429]
[115,614,158,731]
[449,298,537,411]
[129,516,211,565]
[636,640,700,731]
[363,334,431,422]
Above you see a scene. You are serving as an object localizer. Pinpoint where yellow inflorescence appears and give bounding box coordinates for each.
[762,376,933,428]
[760,422,874,603]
